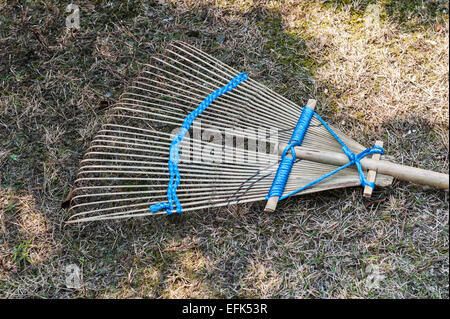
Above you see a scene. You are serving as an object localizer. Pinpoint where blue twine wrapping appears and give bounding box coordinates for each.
[266,107,384,201]
[150,72,249,215]
[267,106,315,198]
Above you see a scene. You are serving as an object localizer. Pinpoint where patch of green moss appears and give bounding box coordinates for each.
[13,240,33,270]
[321,0,378,14]
[323,0,449,31]
[257,17,318,76]
[385,0,448,26]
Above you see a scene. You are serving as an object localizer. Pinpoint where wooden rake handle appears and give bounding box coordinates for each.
[290,146,449,190]
[265,145,448,212]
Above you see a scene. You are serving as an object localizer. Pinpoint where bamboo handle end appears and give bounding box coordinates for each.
[306,99,317,110]
[264,196,279,212]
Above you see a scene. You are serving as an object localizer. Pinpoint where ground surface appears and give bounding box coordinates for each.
[0,0,448,298]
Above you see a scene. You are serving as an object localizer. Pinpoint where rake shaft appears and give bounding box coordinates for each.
[288,146,449,189]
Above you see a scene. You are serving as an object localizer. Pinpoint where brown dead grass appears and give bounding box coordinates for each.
[0,0,448,298]
[0,189,60,284]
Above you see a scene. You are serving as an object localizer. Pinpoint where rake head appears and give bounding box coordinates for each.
[68,42,395,223]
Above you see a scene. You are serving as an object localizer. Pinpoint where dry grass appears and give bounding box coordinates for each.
[0,0,448,298]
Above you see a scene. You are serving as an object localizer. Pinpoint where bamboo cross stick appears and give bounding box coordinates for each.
[363,140,384,198]
[264,99,316,212]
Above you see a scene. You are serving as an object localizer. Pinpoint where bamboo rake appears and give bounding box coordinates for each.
[67,42,449,223]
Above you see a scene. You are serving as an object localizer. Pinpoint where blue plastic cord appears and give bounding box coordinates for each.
[267,106,315,198]
[313,112,384,190]
[266,107,384,201]
[150,72,249,215]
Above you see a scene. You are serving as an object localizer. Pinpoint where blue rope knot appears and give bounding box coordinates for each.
[149,72,248,215]
[341,144,384,189]
[281,142,297,160]
[342,145,354,162]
